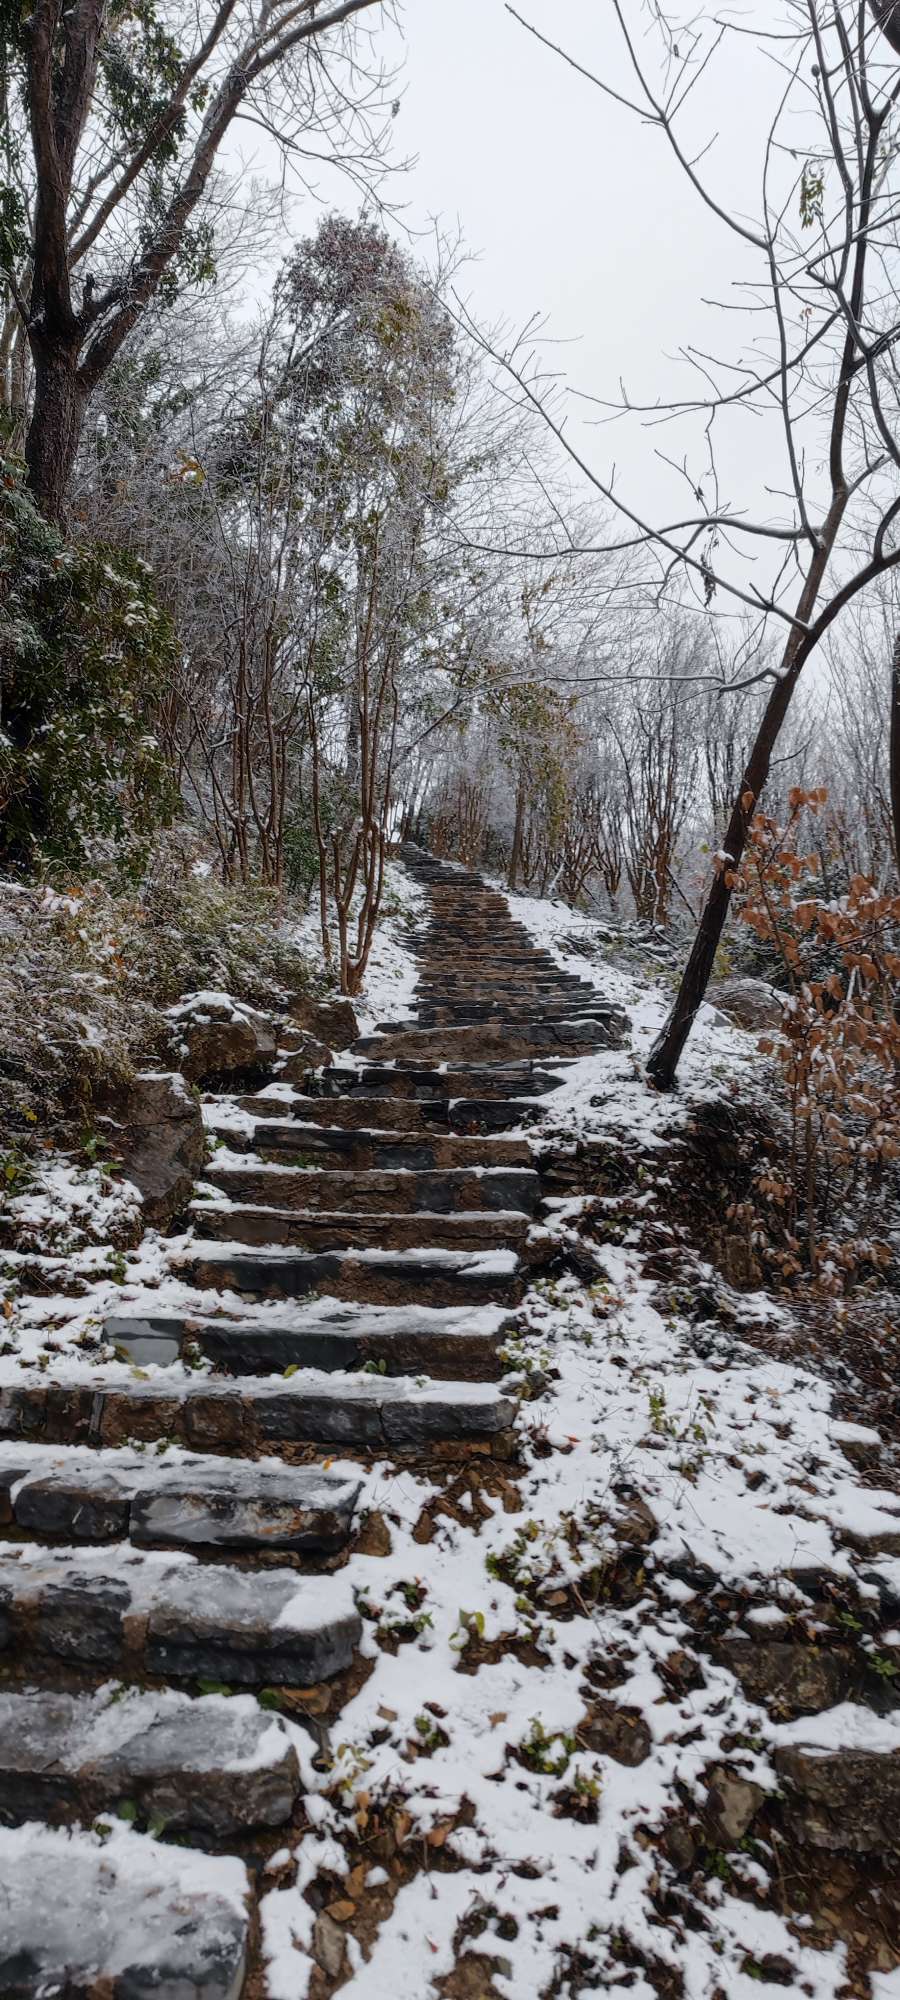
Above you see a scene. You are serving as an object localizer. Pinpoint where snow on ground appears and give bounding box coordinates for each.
[292,859,426,1039]
[257,886,899,2000]
[2,865,897,1996]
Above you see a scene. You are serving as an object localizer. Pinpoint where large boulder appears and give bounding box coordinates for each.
[101,1071,204,1227]
[711,976,784,1035]
[288,991,359,1051]
[775,1745,900,1853]
[169,992,278,1085]
[718,1637,853,1718]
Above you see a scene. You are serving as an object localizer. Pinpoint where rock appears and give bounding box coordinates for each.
[580,1700,651,1766]
[614,1495,658,1548]
[290,991,360,1050]
[313,1911,347,1978]
[100,1070,204,1227]
[662,1820,698,1874]
[712,976,784,1034]
[0,1822,249,1999]
[704,1763,766,1843]
[775,1745,900,1853]
[280,1039,334,1079]
[172,992,278,1084]
[720,1637,853,1717]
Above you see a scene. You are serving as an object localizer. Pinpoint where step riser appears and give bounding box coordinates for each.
[182,1251,522,1307]
[190,1206,528,1254]
[183,1323,505,1381]
[202,1165,541,1215]
[240,1095,449,1133]
[0,1381,515,1453]
[354,1021,622,1063]
[305,1067,563,1102]
[253,1124,532,1170]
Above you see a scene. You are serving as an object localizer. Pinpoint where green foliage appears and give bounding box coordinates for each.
[0,459,177,873]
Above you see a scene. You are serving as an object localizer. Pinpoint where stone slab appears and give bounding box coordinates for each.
[0,1684,299,1833]
[0,1823,249,1999]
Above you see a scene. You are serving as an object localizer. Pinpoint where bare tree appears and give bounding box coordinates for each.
[491,0,900,1083]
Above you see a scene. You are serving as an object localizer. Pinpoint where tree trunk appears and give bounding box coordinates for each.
[646,494,847,1090]
[891,628,900,878]
[24,336,85,525]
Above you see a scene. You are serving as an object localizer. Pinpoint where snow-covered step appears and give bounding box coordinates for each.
[0,1544,360,1684]
[0,1369,517,1451]
[245,1116,533,1169]
[188,1199,531,1256]
[178,1239,524,1306]
[0,1683,300,1833]
[0,1441,362,1554]
[106,1300,514,1380]
[203,1160,541,1216]
[306,1062,565,1100]
[0,1822,250,1999]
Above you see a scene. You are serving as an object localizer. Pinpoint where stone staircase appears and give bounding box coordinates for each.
[0,846,625,1997]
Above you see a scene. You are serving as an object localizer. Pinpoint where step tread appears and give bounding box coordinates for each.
[0,1823,250,1999]
[0,1439,362,1552]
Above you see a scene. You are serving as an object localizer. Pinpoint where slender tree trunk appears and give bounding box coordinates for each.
[508,775,525,891]
[890,627,900,877]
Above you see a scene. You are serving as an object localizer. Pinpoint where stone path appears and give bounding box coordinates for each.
[0,846,626,1997]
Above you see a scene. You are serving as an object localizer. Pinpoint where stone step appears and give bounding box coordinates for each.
[0,1823,250,2000]
[0,1543,360,1683]
[179,1239,523,1306]
[203,1160,541,1216]
[0,1440,362,1554]
[305,1064,565,1101]
[354,1014,625,1064]
[241,1091,449,1133]
[408,1003,608,1028]
[447,1098,544,1133]
[106,1301,513,1379]
[189,1200,531,1256]
[0,1371,515,1452]
[247,1116,533,1170]
[0,1682,300,1833]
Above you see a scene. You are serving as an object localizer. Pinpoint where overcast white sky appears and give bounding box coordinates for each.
[386,1,797,558]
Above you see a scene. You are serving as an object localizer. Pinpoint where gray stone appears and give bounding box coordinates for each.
[0,1823,249,1999]
[100,1070,204,1227]
[0,1445,362,1556]
[129,1462,363,1554]
[711,977,784,1034]
[704,1764,767,1843]
[280,1038,333,1077]
[313,1911,347,1978]
[0,1685,300,1833]
[774,1744,900,1853]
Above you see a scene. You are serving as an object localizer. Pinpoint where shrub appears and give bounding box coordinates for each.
[0,458,176,874]
[725,789,900,1290]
